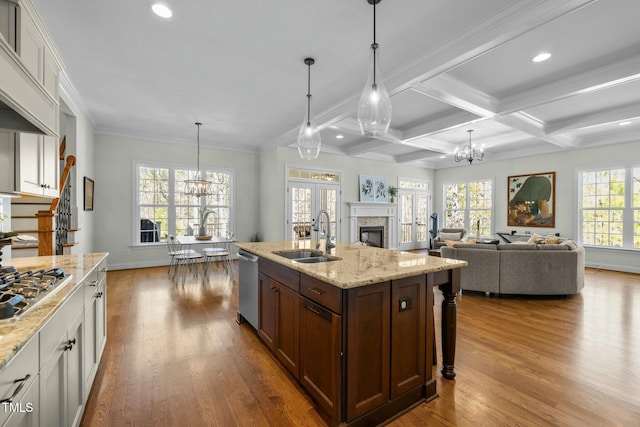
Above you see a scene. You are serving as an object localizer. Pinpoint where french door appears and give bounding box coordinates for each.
[398,189,430,250]
[286,182,340,242]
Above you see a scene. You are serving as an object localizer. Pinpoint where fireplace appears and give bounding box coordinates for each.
[347,202,398,249]
[360,226,384,247]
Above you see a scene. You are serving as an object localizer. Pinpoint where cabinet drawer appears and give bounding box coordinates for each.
[300,274,342,314]
[0,337,38,427]
[84,258,107,302]
[40,285,83,369]
[259,258,299,292]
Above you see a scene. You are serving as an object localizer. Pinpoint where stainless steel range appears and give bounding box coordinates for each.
[0,266,72,320]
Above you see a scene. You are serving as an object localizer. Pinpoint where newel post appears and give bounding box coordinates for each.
[36,210,55,256]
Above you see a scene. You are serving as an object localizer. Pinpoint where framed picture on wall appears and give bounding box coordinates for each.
[359,175,375,202]
[84,177,94,211]
[507,171,555,228]
[374,177,387,202]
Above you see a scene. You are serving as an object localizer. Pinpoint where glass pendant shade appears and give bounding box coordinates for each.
[297,104,321,160]
[358,44,392,136]
[297,57,321,160]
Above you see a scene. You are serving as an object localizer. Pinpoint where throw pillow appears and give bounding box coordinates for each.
[439,232,462,241]
[527,233,543,244]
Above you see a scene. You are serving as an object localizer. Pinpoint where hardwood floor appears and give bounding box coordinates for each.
[81,263,640,426]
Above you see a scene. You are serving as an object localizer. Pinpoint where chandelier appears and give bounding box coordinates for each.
[297,57,321,160]
[184,122,213,197]
[357,0,392,136]
[454,129,484,164]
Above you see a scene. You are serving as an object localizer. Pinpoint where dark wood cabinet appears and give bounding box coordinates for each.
[390,275,426,398]
[300,297,341,422]
[258,272,300,378]
[346,281,391,421]
[254,256,455,427]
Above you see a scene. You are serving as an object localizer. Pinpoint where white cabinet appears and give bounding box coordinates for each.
[39,286,84,427]
[0,337,38,427]
[83,260,107,397]
[0,131,59,197]
[0,0,61,137]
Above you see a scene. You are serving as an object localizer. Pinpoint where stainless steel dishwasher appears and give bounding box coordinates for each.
[237,249,259,329]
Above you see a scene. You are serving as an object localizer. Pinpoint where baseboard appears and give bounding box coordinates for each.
[585,263,640,275]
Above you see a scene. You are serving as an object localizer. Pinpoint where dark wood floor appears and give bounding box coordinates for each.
[81,261,640,426]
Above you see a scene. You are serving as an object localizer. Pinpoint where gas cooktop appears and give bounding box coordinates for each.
[0,266,73,321]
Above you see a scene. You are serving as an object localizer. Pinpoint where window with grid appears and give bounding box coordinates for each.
[135,163,234,244]
[580,167,639,249]
[443,179,493,237]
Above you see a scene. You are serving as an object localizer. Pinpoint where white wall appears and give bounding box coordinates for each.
[259,146,434,242]
[59,90,95,255]
[434,140,640,273]
[94,134,259,270]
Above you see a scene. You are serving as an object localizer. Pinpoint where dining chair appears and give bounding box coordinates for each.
[167,235,203,285]
[202,241,234,280]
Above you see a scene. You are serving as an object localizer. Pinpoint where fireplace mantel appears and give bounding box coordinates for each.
[347,202,398,249]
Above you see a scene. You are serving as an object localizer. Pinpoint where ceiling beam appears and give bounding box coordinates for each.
[346,139,395,156]
[413,75,497,118]
[494,112,578,148]
[545,102,640,134]
[402,108,482,141]
[498,50,640,115]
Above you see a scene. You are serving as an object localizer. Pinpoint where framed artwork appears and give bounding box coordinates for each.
[359,175,374,202]
[374,177,387,202]
[359,175,388,202]
[84,177,94,211]
[507,171,555,228]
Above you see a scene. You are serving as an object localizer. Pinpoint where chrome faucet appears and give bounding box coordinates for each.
[313,210,335,254]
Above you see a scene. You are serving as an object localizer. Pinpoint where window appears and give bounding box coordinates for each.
[579,166,639,249]
[135,163,234,244]
[443,178,493,237]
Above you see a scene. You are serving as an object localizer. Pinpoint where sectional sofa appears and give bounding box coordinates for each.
[440,241,585,296]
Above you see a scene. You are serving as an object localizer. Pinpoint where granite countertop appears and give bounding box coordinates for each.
[0,253,109,369]
[235,241,467,289]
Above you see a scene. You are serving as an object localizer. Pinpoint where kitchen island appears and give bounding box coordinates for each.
[235,241,466,427]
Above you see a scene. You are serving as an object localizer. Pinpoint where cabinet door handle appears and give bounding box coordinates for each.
[96,292,103,298]
[309,287,324,295]
[87,280,98,287]
[0,374,31,404]
[270,286,278,292]
[64,338,76,351]
[304,304,331,322]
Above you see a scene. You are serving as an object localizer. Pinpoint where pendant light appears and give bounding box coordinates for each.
[184,122,213,197]
[297,57,321,160]
[357,0,392,137]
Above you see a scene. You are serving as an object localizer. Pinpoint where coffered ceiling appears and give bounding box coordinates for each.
[33,0,640,169]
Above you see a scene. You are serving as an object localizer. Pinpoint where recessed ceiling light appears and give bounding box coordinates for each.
[619,121,632,126]
[440,155,446,159]
[336,135,344,139]
[532,52,551,63]
[152,3,173,19]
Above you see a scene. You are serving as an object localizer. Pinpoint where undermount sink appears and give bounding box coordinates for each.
[292,256,337,264]
[273,250,339,263]
[273,250,325,259]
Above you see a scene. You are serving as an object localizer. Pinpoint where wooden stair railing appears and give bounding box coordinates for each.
[37,153,76,256]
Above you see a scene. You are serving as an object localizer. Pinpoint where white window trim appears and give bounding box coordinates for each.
[576,164,639,251]
[441,177,495,235]
[131,160,236,247]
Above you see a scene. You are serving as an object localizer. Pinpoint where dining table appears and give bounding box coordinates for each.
[175,235,236,279]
